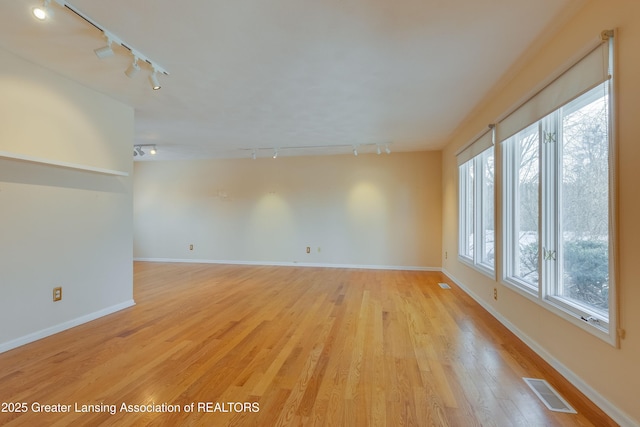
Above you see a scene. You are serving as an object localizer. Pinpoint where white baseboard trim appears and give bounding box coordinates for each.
[442,268,638,427]
[134,257,440,272]
[0,299,136,355]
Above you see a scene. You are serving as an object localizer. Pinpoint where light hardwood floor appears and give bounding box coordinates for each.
[0,262,617,426]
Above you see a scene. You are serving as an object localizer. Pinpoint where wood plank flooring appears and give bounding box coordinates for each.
[0,262,617,426]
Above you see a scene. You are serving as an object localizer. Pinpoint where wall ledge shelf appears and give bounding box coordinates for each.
[0,150,129,177]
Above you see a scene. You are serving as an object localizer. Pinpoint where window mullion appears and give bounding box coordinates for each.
[540,115,559,301]
[474,156,483,266]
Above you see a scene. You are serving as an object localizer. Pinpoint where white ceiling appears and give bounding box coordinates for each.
[0,0,583,160]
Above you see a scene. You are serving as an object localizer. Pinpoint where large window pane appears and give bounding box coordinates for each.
[459,161,474,259]
[558,84,609,315]
[504,123,539,291]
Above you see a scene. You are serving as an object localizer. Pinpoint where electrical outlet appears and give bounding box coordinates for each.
[445,251,448,259]
[493,288,498,301]
[53,286,62,302]
[306,246,310,254]
[189,244,194,251]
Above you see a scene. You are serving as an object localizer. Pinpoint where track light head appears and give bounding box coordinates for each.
[32,7,46,20]
[94,45,113,59]
[32,0,53,20]
[124,57,140,78]
[94,34,114,59]
[385,144,391,154]
[376,145,382,155]
[149,70,161,90]
[149,146,157,155]
[353,146,358,156]
[273,148,278,159]
[251,149,257,160]
[135,146,145,156]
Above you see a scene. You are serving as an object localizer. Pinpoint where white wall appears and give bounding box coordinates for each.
[441,1,640,425]
[134,151,441,269]
[0,48,134,352]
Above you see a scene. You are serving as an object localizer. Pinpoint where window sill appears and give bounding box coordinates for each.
[500,278,617,347]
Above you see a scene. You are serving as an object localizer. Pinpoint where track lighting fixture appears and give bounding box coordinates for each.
[32,0,169,90]
[149,70,161,90]
[124,57,140,78]
[94,33,114,59]
[240,142,392,158]
[133,145,158,157]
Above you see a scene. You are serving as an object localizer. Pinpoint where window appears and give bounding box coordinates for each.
[499,32,615,342]
[502,82,613,334]
[458,128,495,276]
[503,122,540,292]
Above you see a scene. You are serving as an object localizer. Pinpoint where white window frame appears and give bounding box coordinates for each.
[502,122,541,296]
[458,145,495,278]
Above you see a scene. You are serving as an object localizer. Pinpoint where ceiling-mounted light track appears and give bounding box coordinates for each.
[240,142,393,159]
[34,0,169,89]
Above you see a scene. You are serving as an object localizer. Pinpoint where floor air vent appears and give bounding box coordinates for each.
[438,283,451,289]
[523,378,577,414]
